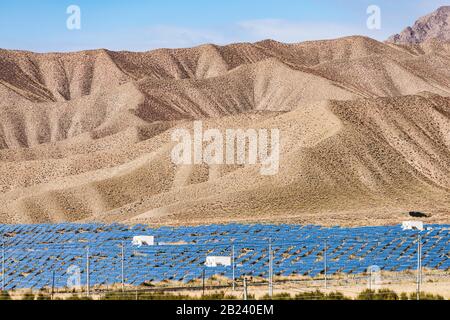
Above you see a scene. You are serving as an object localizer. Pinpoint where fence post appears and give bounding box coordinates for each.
[121,242,125,292]
[268,239,273,298]
[419,235,423,286]
[1,243,5,292]
[416,234,422,300]
[202,268,206,296]
[324,239,328,290]
[86,246,90,296]
[51,270,55,300]
[243,277,248,300]
[232,242,235,291]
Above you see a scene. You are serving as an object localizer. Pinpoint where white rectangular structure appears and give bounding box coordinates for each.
[132,236,155,247]
[205,256,232,267]
[402,221,424,231]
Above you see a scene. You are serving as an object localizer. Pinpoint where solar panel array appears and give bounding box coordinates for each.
[0,223,449,290]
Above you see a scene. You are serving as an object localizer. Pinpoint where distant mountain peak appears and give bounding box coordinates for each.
[388,6,450,44]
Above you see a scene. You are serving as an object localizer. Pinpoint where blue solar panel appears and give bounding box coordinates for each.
[0,223,448,289]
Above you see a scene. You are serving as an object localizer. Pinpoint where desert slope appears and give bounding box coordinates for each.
[0,36,449,225]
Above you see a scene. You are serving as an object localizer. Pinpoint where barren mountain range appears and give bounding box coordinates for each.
[388,6,450,44]
[0,9,449,226]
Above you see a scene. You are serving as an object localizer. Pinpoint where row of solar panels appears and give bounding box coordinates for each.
[2,223,447,237]
[1,230,446,244]
[0,223,449,290]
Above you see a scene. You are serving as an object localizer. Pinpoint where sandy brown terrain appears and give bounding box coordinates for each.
[0,36,450,226]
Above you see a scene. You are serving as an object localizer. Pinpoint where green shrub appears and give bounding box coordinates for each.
[327,291,349,300]
[103,292,135,300]
[375,289,399,300]
[295,290,326,300]
[409,292,445,300]
[293,290,350,300]
[21,292,35,300]
[357,289,399,300]
[0,291,11,300]
[103,291,190,301]
[400,292,409,300]
[357,289,376,300]
[200,291,237,300]
[36,293,51,300]
[140,292,190,300]
[261,292,292,300]
[65,294,93,300]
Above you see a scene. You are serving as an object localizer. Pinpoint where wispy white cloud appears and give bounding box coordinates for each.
[2,1,444,52]
[133,19,366,50]
[139,25,231,49]
[22,19,381,52]
[236,19,363,43]
[54,25,232,52]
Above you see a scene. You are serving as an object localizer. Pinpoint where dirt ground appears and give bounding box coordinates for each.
[4,271,448,300]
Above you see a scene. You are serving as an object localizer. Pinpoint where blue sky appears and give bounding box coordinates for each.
[0,0,449,52]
